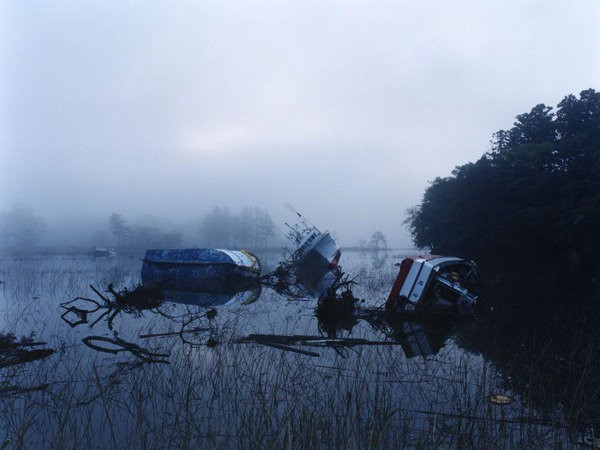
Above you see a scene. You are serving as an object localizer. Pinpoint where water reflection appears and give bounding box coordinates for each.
[456,258,600,430]
[2,252,594,446]
[160,285,262,307]
[370,250,389,269]
[0,333,54,398]
[367,315,455,359]
[0,333,54,369]
[316,291,456,359]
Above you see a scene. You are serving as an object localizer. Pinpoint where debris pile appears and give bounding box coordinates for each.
[314,278,362,337]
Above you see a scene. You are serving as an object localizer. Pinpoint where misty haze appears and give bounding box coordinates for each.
[1,2,600,449]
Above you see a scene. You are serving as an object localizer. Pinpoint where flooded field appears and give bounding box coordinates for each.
[0,251,592,448]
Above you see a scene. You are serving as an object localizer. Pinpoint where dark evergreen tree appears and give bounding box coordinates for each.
[406,89,600,273]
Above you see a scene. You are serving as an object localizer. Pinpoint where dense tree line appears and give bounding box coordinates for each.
[108,212,182,253]
[0,206,47,254]
[199,206,276,249]
[406,89,600,270]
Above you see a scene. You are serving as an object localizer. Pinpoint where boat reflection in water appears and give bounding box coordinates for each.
[158,285,262,307]
[382,317,454,358]
[295,250,340,297]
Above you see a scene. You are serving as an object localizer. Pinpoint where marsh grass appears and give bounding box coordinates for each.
[0,254,585,448]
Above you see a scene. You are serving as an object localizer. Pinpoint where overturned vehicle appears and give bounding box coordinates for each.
[386,255,478,315]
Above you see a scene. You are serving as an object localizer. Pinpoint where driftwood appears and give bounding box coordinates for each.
[245,336,320,357]
[0,349,55,369]
[82,335,170,364]
[0,384,49,397]
[0,341,47,349]
[235,333,399,357]
[0,333,54,368]
[139,327,210,339]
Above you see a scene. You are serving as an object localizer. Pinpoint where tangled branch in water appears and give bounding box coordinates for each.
[82,334,170,364]
[61,284,165,330]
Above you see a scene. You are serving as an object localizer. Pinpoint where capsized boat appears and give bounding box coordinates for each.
[289,248,341,297]
[284,214,342,295]
[141,248,261,292]
[387,255,478,315]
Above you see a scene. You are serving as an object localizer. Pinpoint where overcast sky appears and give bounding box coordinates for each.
[1,1,599,246]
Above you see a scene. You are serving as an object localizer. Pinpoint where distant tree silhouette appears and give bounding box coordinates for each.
[254,208,275,248]
[109,213,130,250]
[129,226,183,251]
[199,207,232,247]
[406,89,600,272]
[369,231,388,250]
[199,206,276,249]
[0,206,47,254]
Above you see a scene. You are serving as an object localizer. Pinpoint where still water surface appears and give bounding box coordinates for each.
[0,251,584,448]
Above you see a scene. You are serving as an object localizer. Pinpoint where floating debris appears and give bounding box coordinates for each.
[106,283,164,310]
[315,278,361,337]
[0,348,54,369]
[490,394,514,405]
[258,263,307,298]
[0,333,55,369]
